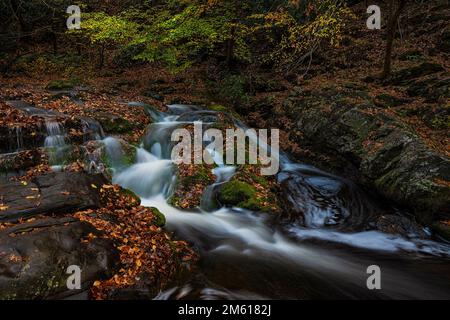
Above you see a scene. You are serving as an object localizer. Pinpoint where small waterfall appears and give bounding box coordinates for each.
[81,118,105,141]
[143,122,184,159]
[15,126,23,151]
[113,150,176,199]
[102,137,126,170]
[44,120,66,148]
[200,143,236,211]
[44,119,68,166]
[200,166,236,212]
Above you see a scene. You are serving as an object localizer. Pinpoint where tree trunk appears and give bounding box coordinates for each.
[226,25,236,69]
[99,45,105,69]
[381,0,407,79]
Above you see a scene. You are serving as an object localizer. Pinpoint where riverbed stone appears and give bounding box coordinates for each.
[0,171,108,222]
[0,217,118,299]
[282,85,450,223]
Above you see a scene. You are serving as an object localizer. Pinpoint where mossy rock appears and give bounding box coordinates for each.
[390,62,445,85]
[218,180,266,211]
[97,115,134,134]
[374,94,410,108]
[168,163,215,209]
[399,50,425,62]
[99,139,137,169]
[46,78,80,90]
[120,187,141,206]
[433,222,450,242]
[209,104,229,112]
[150,207,166,227]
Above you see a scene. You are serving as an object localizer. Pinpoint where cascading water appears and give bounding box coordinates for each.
[104,104,450,300]
[81,118,105,141]
[14,126,23,152]
[44,119,69,167]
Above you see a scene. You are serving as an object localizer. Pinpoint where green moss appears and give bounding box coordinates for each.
[180,165,213,186]
[248,171,270,187]
[100,143,136,169]
[168,195,180,207]
[123,147,137,166]
[46,78,81,90]
[150,207,166,227]
[433,223,450,241]
[100,117,134,134]
[209,104,228,112]
[218,180,266,211]
[120,187,141,206]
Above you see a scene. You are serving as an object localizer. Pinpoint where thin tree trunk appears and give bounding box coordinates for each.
[226,24,236,69]
[381,0,407,79]
[99,44,105,69]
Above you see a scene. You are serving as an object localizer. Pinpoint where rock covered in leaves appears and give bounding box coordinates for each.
[0,171,107,222]
[169,163,215,210]
[74,184,196,299]
[0,217,118,300]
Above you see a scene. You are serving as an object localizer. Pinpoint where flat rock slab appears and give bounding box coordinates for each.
[0,217,118,299]
[6,100,58,116]
[0,171,108,222]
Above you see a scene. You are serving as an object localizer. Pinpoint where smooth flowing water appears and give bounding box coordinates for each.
[102,104,450,299]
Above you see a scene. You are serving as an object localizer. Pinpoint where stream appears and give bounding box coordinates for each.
[44,103,450,300]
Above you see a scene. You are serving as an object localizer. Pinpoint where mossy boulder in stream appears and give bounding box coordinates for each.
[432,222,450,242]
[218,180,263,211]
[150,207,166,227]
[282,84,450,224]
[95,113,134,134]
[169,163,215,210]
[218,164,281,213]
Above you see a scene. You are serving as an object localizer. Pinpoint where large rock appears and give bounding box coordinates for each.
[0,217,118,299]
[0,123,46,154]
[282,85,450,223]
[0,171,108,222]
[0,149,43,173]
[389,62,445,85]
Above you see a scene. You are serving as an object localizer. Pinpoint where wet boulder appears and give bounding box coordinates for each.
[6,100,57,117]
[94,113,133,134]
[283,85,450,223]
[0,171,108,222]
[0,217,118,299]
[375,214,427,238]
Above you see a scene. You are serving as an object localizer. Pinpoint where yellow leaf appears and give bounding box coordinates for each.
[91,184,97,189]
[0,205,8,211]
[93,281,101,287]
[20,181,28,186]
